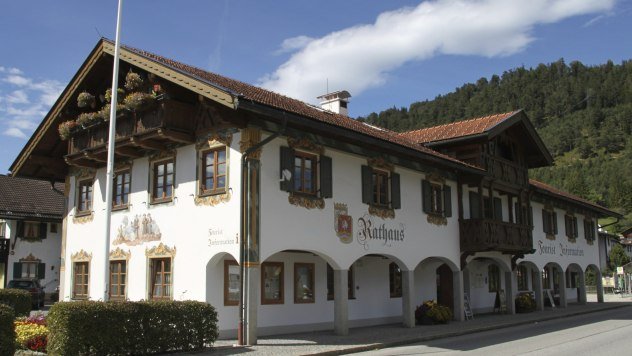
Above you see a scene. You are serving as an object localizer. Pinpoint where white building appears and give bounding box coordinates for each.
[9,39,619,343]
[0,175,64,296]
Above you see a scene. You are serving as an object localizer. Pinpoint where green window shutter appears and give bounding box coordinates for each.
[319,155,333,198]
[39,223,47,239]
[553,212,558,234]
[16,221,24,238]
[279,146,295,192]
[443,185,452,217]
[542,210,549,233]
[565,216,570,237]
[469,192,481,219]
[361,165,373,204]
[13,263,21,279]
[514,202,520,224]
[422,180,431,213]
[573,217,578,238]
[390,172,401,209]
[528,207,533,226]
[38,263,46,279]
[493,197,502,221]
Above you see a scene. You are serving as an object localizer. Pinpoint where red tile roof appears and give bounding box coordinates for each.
[400,111,519,144]
[115,40,478,170]
[529,179,618,217]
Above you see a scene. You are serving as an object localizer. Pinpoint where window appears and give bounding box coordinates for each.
[389,262,402,298]
[488,264,500,293]
[149,258,172,300]
[200,148,227,195]
[261,262,284,304]
[422,180,452,217]
[566,270,578,288]
[73,262,89,299]
[0,221,4,237]
[517,265,528,291]
[542,209,557,235]
[542,268,550,289]
[280,147,332,198]
[584,219,596,242]
[565,214,578,240]
[16,221,46,240]
[294,263,315,303]
[109,260,127,300]
[224,260,240,306]
[513,203,533,226]
[77,179,93,214]
[327,264,355,300]
[50,223,58,233]
[113,170,131,209]
[361,165,400,209]
[14,259,44,280]
[151,159,174,203]
[469,192,501,220]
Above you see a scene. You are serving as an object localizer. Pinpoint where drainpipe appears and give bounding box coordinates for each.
[239,114,287,346]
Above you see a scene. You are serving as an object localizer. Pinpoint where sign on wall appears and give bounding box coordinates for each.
[537,240,585,257]
[208,228,238,246]
[356,213,405,250]
[334,203,353,244]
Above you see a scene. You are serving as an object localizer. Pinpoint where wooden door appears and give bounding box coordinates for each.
[437,264,454,311]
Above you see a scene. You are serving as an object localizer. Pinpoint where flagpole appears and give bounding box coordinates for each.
[103,0,123,302]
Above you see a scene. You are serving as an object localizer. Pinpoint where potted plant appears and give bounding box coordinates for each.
[105,88,126,103]
[77,91,95,108]
[58,120,78,140]
[97,103,127,121]
[415,300,453,325]
[76,112,100,128]
[124,71,143,91]
[123,92,156,112]
[515,292,536,313]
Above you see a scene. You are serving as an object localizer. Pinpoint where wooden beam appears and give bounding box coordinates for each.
[131,137,165,151]
[65,157,99,168]
[115,146,143,158]
[158,129,194,144]
[84,151,107,162]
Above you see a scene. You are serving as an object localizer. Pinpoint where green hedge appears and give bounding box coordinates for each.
[0,304,16,356]
[47,300,218,356]
[0,288,32,317]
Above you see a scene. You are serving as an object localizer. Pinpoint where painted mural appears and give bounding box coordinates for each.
[113,214,162,246]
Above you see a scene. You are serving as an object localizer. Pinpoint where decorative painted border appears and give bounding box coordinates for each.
[239,128,262,159]
[71,249,92,262]
[145,242,176,258]
[19,253,40,262]
[287,136,324,155]
[109,247,131,261]
[289,194,325,210]
[195,190,232,206]
[369,205,395,219]
[73,214,94,224]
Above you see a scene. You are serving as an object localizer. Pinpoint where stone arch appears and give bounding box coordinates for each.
[517,260,544,311]
[415,256,459,272]
[262,248,341,270]
[565,263,586,305]
[543,262,566,307]
[585,264,603,303]
[462,256,513,314]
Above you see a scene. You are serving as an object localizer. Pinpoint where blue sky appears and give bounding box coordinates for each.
[1,0,631,174]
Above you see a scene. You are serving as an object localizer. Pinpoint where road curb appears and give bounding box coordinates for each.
[308,303,631,356]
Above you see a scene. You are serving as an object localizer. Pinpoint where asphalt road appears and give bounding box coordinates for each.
[356,305,632,356]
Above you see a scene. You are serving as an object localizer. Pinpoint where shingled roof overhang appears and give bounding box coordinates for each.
[530,179,621,219]
[403,110,554,169]
[0,175,64,222]
[11,39,485,180]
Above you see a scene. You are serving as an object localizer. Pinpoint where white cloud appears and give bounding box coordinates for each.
[0,68,64,139]
[4,127,27,139]
[260,0,617,103]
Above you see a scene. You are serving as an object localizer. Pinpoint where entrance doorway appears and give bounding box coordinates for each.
[436,264,453,312]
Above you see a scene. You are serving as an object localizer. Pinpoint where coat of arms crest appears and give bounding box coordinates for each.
[334,203,353,243]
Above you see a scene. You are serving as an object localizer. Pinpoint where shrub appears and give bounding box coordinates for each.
[415,300,453,324]
[123,92,156,112]
[515,292,537,313]
[77,91,95,108]
[97,103,127,121]
[0,288,32,317]
[0,304,16,356]
[105,87,125,103]
[58,120,78,140]
[47,300,218,355]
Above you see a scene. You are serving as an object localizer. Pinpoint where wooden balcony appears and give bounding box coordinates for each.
[460,218,533,254]
[484,155,528,187]
[65,99,196,167]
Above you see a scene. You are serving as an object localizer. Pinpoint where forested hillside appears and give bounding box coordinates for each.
[360,59,632,232]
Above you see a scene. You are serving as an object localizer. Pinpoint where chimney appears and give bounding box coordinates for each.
[317,90,351,116]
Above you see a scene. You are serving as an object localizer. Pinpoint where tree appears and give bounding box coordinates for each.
[609,244,631,270]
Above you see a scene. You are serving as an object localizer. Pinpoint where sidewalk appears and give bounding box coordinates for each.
[188,297,631,356]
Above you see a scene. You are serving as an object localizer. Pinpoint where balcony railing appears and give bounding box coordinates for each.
[66,99,196,166]
[484,155,528,187]
[460,218,533,254]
